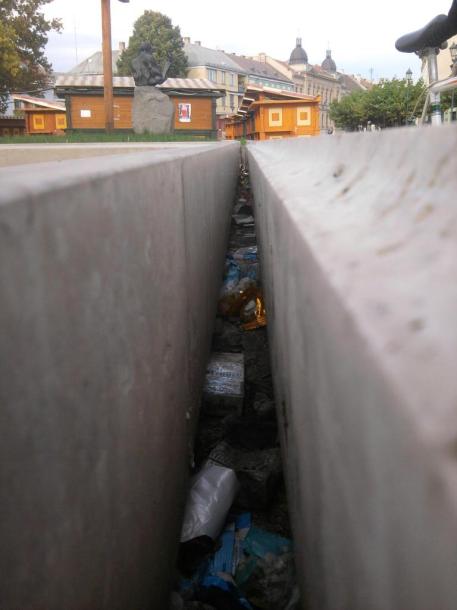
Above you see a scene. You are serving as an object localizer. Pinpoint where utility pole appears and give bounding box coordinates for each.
[101,0,114,132]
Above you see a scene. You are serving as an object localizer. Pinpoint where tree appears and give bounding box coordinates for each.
[0,0,62,112]
[365,79,425,128]
[329,90,368,131]
[330,78,426,131]
[117,11,188,79]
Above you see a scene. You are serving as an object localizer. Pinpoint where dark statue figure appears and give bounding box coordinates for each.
[132,42,170,86]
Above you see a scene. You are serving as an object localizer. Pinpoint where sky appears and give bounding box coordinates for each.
[43,0,453,80]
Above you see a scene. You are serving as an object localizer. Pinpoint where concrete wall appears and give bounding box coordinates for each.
[247,128,457,610]
[0,142,214,168]
[0,142,239,609]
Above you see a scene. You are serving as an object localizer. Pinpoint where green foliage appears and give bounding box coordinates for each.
[0,0,61,112]
[117,11,188,79]
[440,90,457,114]
[329,90,367,131]
[330,78,426,131]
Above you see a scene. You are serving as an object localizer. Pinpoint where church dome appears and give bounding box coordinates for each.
[322,49,337,72]
[289,38,308,65]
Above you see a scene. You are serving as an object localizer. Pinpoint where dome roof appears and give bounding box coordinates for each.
[289,38,308,65]
[321,49,337,72]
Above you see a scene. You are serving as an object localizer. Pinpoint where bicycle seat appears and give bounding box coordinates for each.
[396,0,457,53]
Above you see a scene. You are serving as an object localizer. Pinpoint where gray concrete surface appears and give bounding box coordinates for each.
[247,127,457,610]
[0,142,213,167]
[0,142,239,609]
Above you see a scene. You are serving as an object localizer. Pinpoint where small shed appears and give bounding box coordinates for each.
[12,95,67,135]
[55,76,225,137]
[225,85,320,140]
[160,78,225,138]
[0,115,26,137]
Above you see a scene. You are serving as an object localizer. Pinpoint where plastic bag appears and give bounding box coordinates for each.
[235,528,295,610]
[232,247,258,282]
[233,246,257,264]
[219,278,258,318]
[181,463,239,542]
[221,260,241,294]
[237,552,295,610]
[241,294,267,330]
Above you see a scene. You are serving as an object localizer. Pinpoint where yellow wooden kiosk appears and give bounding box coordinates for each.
[54,76,225,138]
[12,95,67,135]
[225,85,320,140]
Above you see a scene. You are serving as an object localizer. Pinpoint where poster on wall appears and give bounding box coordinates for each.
[178,103,191,123]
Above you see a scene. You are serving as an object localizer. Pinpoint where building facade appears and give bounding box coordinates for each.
[253,39,367,131]
[228,54,294,92]
[226,85,320,140]
[183,40,247,116]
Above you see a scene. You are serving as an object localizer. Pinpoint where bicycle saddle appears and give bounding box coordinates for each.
[396,0,457,53]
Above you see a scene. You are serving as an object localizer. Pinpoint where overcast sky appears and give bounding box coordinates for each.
[43,0,453,80]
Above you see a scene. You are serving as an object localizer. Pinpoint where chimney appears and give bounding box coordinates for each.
[183,36,190,44]
[119,41,126,52]
[195,41,201,46]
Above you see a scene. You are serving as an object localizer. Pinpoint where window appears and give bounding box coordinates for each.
[229,94,235,110]
[208,68,217,82]
[219,70,225,84]
[268,108,282,127]
[228,73,234,86]
[32,114,45,130]
[297,107,311,126]
[56,114,67,130]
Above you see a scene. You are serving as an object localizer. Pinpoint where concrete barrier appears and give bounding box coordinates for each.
[0,142,216,168]
[0,142,239,609]
[247,127,457,610]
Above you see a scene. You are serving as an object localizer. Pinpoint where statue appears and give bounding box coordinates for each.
[131,41,174,134]
[131,42,170,86]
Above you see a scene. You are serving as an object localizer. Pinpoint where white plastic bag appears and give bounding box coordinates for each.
[181,462,239,542]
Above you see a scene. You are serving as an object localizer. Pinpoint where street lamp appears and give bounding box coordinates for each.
[101,0,129,133]
[405,68,413,85]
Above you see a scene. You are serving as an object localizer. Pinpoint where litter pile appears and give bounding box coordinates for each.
[170,163,299,610]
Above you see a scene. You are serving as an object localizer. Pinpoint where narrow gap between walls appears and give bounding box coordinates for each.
[170,159,300,610]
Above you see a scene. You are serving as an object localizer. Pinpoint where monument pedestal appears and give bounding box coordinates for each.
[132,86,174,135]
